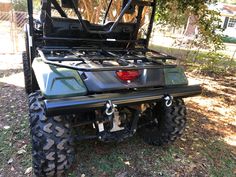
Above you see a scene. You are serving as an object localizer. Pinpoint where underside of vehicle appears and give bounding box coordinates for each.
[23,0,202,176]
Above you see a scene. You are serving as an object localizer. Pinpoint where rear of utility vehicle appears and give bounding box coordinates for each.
[23,0,201,176]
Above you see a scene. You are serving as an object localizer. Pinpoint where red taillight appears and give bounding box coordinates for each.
[116,70,140,81]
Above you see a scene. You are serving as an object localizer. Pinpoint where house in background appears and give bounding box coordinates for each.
[209,3,236,38]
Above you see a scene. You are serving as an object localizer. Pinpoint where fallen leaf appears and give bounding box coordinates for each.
[3,125,10,130]
[7,158,13,164]
[124,161,130,165]
[17,149,26,155]
[24,167,32,174]
[115,172,128,177]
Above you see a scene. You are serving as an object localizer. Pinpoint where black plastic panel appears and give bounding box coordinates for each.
[80,68,165,93]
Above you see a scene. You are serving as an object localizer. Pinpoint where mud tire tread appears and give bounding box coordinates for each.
[140,98,187,146]
[29,92,75,177]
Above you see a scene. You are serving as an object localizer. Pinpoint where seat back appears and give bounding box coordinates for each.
[44,17,137,48]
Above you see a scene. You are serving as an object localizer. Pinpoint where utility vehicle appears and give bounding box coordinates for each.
[23,0,201,176]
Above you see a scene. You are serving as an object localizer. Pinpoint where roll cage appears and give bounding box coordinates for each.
[27,0,157,48]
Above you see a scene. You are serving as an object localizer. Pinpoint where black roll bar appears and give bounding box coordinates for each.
[146,0,157,47]
[28,0,158,49]
[26,0,33,35]
[103,0,113,24]
[70,0,134,34]
[51,0,67,18]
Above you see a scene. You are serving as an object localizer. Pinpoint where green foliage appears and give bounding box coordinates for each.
[222,36,236,44]
[155,0,224,50]
[0,128,14,166]
[196,52,234,74]
[150,45,236,75]
[12,0,27,12]
[33,0,42,12]
[201,140,236,177]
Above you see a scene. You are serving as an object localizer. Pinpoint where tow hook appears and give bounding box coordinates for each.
[163,95,173,107]
[105,100,116,116]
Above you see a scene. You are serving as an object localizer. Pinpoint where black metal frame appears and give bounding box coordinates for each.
[45,85,202,116]
[38,47,176,72]
[27,0,157,49]
[71,0,135,34]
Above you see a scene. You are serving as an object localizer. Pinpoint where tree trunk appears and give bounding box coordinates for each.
[184,15,198,37]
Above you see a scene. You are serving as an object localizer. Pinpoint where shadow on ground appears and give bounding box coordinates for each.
[72,107,236,177]
[0,69,23,78]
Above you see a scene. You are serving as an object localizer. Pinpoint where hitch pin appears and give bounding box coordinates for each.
[163,95,173,107]
[105,100,116,116]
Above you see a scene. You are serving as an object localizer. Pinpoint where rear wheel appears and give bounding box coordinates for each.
[29,92,75,177]
[139,98,187,146]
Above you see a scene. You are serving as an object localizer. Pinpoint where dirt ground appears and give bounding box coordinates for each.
[0,55,235,177]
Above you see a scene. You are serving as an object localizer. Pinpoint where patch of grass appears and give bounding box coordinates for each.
[14,115,29,140]
[194,52,236,74]
[19,144,32,169]
[0,128,14,166]
[150,45,236,75]
[8,114,32,169]
[201,140,236,177]
[155,146,185,168]
[68,172,77,177]
[91,151,126,175]
[0,114,31,174]
[75,141,130,176]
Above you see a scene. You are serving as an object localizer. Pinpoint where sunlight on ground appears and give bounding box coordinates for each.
[0,72,24,87]
[187,77,201,85]
[224,135,236,146]
[0,55,22,69]
[0,55,24,87]
[187,74,236,147]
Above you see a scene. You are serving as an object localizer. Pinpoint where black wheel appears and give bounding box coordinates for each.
[139,98,187,146]
[29,92,75,177]
[23,30,38,94]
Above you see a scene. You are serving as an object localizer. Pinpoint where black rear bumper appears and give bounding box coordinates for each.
[44,85,201,116]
